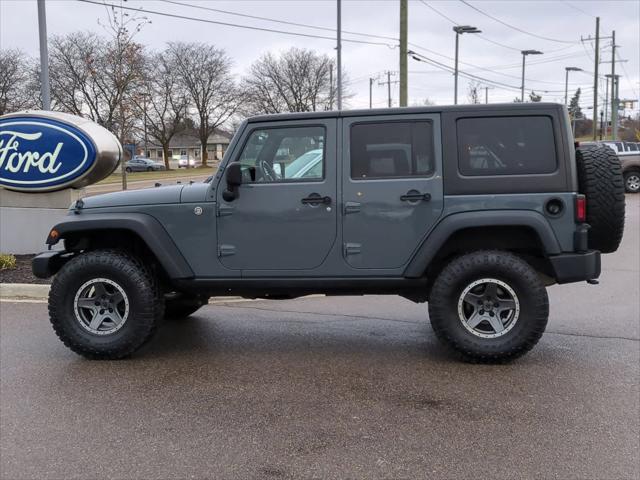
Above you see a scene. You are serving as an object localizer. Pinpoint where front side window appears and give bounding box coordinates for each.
[457,116,557,176]
[236,126,325,183]
[350,121,434,179]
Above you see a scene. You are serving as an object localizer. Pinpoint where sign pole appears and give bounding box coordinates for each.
[37,0,51,110]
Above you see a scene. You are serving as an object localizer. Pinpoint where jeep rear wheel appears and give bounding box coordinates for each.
[575,145,625,253]
[49,250,160,359]
[428,250,548,363]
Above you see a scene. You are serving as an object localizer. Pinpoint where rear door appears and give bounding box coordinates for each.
[341,114,443,269]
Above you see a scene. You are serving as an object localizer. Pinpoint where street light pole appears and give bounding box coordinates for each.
[564,67,582,106]
[37,0,51,110]
[453,25,481,105]
[521,50,543,101]
[369,77,374,109]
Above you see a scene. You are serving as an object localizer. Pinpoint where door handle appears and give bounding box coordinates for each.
[400,191,431,202]
[301,194,332,205]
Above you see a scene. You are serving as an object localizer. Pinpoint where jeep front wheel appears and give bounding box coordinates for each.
[428,250,548,363]
[49,250,160,359]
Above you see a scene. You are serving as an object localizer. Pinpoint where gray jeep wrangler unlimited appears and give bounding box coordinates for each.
[33,103,625,362]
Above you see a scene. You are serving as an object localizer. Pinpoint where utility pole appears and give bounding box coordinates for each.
[379,71,398,108]
[592,16,599,140]
[613,75,620,140]
[37,0,51,110]
[336,0,342,110]
[369,77,374,109]
[610,30,617,140]
[484,86,494,104]
[399,0,408,107]
[604,76,609,139]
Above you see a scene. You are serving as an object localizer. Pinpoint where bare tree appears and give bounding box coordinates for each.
[168,42,239,167]
[135,52,187,170]
[242,48,342,115]
[467,81,481,104]
[49,30,146,141]
[0,49,39,115]
[410,97,436,107]
[529,91,542,102]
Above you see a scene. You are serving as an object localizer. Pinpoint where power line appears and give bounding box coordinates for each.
[419,0,520,52]
[78,0,397,47]
[459,0,580,44]
[419,1,577,55]
[562,1,596,19]
[409,43,590,88]
[157,0,400,44]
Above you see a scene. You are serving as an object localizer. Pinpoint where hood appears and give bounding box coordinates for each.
[79,184,185,209]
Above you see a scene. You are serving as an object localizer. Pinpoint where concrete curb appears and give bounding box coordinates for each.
[0,283,51,299]
[0,282,324,303]
[0,283,270,304]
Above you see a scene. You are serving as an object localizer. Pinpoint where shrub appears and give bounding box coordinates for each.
[0,253,17,270]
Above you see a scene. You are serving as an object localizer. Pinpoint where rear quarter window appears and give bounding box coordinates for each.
[457,116,557,176]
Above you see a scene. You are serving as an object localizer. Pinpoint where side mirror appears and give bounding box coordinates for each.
[222,163,242,201]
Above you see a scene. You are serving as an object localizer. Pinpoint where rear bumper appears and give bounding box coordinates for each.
[549,250,601,284]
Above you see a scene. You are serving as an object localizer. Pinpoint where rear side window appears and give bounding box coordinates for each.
[350,121,434,179]
[457,116,557,176]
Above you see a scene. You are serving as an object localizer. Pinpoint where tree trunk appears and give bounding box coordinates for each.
[200,138,208,167]
[162,144,171,170]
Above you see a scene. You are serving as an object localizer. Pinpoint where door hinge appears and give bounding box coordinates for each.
[217,204,234,217]
[344,243,362,256]
[344,201,361,214]
[218,244,236,257]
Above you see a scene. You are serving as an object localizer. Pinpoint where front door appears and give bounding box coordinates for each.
[342,114,444,269]
[216,120,337,271]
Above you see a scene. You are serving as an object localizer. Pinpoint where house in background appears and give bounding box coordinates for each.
[144,128,233,165]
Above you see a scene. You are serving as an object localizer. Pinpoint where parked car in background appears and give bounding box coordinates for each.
[581,141,640,193]
[619,152,640,193]
[178,155,196,168]
[125,157,166,173]
[600,141,640,156]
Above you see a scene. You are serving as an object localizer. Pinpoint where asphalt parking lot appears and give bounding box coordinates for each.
[1,196,638,480]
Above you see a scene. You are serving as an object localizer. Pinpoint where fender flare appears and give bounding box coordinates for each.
[404,210,562,278]
[47,212,194,279]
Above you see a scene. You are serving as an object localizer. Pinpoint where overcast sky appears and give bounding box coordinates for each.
[1,0,638,117]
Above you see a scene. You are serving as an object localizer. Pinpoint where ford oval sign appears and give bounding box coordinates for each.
[0,111,121,192]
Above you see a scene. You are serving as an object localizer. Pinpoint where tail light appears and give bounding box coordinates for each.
[575,195,586,222]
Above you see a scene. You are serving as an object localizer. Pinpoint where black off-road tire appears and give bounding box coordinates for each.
[164,295,207,319]
[428,250,549,363]
[49,250,161,359]
[575,145,625,253]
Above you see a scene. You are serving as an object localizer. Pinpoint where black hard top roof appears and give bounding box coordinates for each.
[247,102,564,123]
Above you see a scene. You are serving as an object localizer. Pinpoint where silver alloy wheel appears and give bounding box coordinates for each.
[457,278,520,338]
[626,174,640,192]
[74,278,130,335]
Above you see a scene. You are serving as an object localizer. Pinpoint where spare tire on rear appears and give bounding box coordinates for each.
[575,145,625,253]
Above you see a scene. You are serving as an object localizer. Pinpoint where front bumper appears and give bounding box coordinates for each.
[32,251,67,279]
[549,250,601,284]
